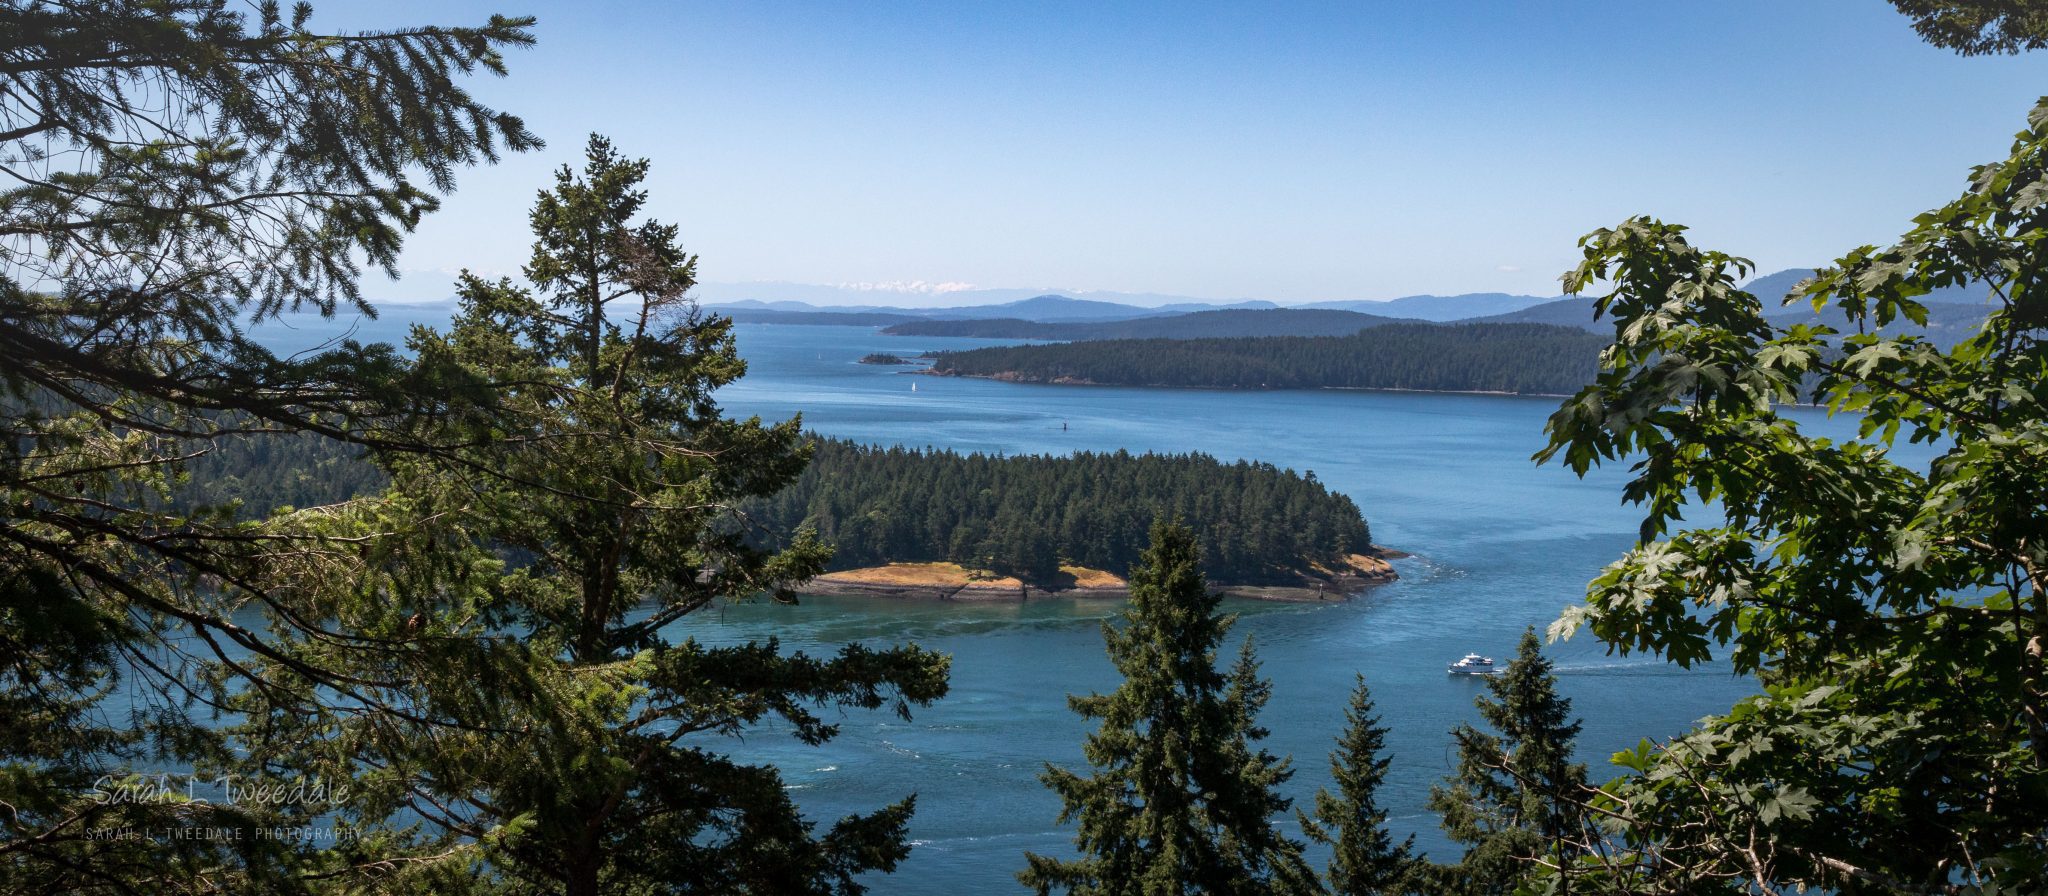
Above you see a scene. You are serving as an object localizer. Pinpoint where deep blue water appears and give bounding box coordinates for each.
[247,312,1888,892]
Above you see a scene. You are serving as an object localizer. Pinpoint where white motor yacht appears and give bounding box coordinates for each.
[1447,653,1496,675]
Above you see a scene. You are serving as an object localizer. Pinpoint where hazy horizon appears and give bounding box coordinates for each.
[315,1,2047,306]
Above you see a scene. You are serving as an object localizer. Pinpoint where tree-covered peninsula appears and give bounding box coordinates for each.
[744,438,1379,589]
[924,322,1607,394]
[169,428,1383,593]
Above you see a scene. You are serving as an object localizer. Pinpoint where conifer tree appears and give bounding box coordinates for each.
[1426,629,1588,896]
[1,4,538,892]
[1301,676,1417,896]
[1020,519,1318,896]
[244,135,950,895]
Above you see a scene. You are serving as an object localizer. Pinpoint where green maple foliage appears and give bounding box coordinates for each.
[1889,0,2048,55]
[1534,95,2048,894]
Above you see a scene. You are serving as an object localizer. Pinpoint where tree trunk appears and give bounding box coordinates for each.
[566,858,601,896]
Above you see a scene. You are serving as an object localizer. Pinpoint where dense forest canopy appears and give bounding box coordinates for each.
[926,322,1607,394]
[746,438,1373,585]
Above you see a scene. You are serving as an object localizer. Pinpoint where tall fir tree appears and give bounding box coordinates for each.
[1020,518,1318,896]
[1426,629,1589,896]
[237,135,950,895]
[1301,676,1417,896]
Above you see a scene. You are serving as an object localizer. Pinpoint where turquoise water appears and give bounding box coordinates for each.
[688,322,1864,892]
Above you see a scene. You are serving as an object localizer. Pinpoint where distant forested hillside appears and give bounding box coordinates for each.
[1463,296,1605,331]
[1761,300,1990,348]
[1739,267,1990,306]
[881,308,1402,340]
[746,439,1371,585]
[925,322,1606,394]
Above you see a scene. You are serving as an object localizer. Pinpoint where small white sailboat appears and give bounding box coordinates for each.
[1446,653,1496,675]
[911,381,918,392]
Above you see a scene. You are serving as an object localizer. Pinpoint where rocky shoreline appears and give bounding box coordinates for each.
[795,551,1398,603]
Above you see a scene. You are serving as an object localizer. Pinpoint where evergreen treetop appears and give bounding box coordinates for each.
[1020,519,1317,896]
[1426,629,1588,896]
[1301,676,1418,896]
[231,135,951,896]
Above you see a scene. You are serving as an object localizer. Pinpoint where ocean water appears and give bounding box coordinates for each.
[245,312,1889,891]
[687,322,1881,892]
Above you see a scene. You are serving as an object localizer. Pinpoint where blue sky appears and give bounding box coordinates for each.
[334,1,2048,305]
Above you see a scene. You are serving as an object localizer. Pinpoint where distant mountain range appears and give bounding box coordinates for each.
[1463,297,1604,330]
[706,290,1565,325]
[880,308,1407,340]
[690,282,1282,311]
[1470,269,1996,347]
[715,309,926,327]
[251,268,1994,355]
[1739,268,1990,307]
[1295,292,1567,321]
[711,294,1193,322]
[700,268,1993,320]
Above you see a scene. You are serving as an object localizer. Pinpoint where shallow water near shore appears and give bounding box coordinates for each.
[674,322,1918,892]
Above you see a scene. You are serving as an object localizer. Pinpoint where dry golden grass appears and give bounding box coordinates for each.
[1345,553,1393,575]
[816,562,1126,591]
[1059,565,1126,588]
[817,562,1023,589]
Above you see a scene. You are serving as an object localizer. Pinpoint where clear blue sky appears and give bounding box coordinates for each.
[333,1,2048,304]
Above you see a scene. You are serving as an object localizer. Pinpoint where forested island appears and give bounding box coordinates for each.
[857,352,919,364]
[744,438,1389,598]
[924,322,1606,394]
[175,428,1389,599]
